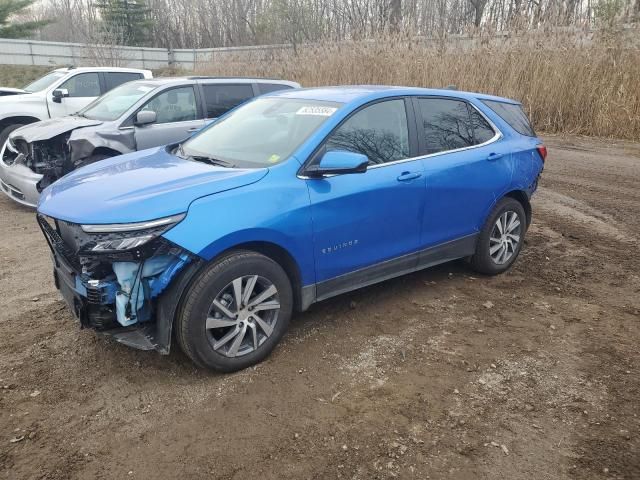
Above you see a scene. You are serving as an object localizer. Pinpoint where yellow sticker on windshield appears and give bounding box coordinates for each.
[268,154,280,163]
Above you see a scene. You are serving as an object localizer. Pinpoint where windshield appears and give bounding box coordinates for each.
[79,82,156,121]
[23,71,66,92]
[180,97,342,168]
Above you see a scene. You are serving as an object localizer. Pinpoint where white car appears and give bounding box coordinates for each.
[0,66,153,146]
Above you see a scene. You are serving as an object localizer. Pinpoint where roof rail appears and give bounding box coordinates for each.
[444,85,457,90]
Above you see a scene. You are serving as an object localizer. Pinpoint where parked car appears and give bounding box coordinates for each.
[0,77,299,207]
[0,66,153,146]
[36,86,546,372]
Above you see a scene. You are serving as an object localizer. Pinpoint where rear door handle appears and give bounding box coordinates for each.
[487,152,504,161]
[187,127,200,132]
[397,171,422,182]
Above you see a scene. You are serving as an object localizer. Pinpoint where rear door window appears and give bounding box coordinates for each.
[325,99,410,165]
[257,83,294,94]
[202,84,254,118]
[482,100,535,136]
[469,107,496,144]
[417,98,474,154]
[104,72,143,91]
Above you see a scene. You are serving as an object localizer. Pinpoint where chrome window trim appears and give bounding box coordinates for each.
[298,99,503,178]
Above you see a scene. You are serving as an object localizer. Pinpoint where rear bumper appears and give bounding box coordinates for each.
[0,160,42,207]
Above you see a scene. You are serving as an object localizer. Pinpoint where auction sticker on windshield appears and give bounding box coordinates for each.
[296,106,338,116]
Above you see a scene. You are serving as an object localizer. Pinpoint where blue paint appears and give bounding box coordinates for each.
[39,86,545,299]
[112,253,191,326]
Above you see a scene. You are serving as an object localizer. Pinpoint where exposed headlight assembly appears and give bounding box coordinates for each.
[81,214,185,252]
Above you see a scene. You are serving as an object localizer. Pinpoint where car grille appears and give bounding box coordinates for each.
[37,214,82,272]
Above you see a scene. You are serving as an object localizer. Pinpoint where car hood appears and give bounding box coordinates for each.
[38,147,269,224]
[11,116,103,143]
[0,87,28,96]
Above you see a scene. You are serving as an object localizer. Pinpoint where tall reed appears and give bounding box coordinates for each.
[197,30,640,139]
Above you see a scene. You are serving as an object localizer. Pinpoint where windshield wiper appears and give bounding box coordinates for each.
[176,144,235,167]
[190,155,235,168]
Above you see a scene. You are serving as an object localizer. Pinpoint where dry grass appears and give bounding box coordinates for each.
[0,65,50,89]
[197,31,640,139]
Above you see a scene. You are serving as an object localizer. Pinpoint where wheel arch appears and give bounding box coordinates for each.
[216,241,305,312]
[503,190,532,227]
[90,147,122,158]
[0,115,41,130]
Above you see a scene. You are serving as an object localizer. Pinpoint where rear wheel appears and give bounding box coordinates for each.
[176,251,293,372]
[470,197,526,275]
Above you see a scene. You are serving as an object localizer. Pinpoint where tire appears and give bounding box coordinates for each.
[469,197,527,275]
[0,124,25,148]
[176,250,293,372]
[75,152,116,169]
[86,152,113,163]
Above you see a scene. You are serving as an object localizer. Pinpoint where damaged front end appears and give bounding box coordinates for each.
[37,213,200,353]
[3,134,73,193]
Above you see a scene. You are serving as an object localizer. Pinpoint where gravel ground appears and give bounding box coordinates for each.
[0,135,638,480]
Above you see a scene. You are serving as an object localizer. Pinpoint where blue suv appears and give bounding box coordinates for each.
[37,86,545,372]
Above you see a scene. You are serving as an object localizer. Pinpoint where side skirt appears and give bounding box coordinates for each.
[300,234,477,310]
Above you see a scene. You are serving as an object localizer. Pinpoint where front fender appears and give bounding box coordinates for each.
[68,127,136,165]
[162,161,316,286]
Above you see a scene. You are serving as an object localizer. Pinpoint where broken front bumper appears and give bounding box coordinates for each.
[37,214,201,354]
[0,160,42,207]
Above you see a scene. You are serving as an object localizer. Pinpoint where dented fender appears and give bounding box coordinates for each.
[68,126,135,165]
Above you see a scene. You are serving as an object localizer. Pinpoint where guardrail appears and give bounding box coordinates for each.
[0,38,294,69]
[0,28,636,70]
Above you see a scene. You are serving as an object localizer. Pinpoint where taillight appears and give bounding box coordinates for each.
[536,145,547,162]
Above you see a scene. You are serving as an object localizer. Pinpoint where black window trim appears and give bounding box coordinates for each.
[299,96,420,177]
[411,96,503,159]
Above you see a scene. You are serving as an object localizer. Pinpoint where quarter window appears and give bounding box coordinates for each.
[202,84,254,118]
[482,100,535,137]
[325,99,410,165]
[59,73,101,97]
[139,86,198,124]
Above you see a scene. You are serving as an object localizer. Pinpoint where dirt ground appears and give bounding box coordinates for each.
[0,135,638,480]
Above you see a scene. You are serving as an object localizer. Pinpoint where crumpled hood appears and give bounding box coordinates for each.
[0,87,27,96]
[11,116,103,143]
[38,146,268,224]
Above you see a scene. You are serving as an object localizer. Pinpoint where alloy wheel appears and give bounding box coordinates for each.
[489,210,522,265]
[205,275,280,358]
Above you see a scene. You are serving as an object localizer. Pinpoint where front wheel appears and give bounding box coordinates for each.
[176,251,293,372]
[0,124,25,148]
[469,197,527,275]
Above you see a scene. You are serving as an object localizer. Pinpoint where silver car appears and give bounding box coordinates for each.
[0,76,299,207]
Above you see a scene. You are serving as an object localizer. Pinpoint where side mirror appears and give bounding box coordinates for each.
[305,151,368,177]
[52,88,69,103]
[135,110,157,126]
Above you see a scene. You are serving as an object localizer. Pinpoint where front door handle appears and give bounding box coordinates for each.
[397,171,422,182]
[187,127,200,132]
[487,152,504,161]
